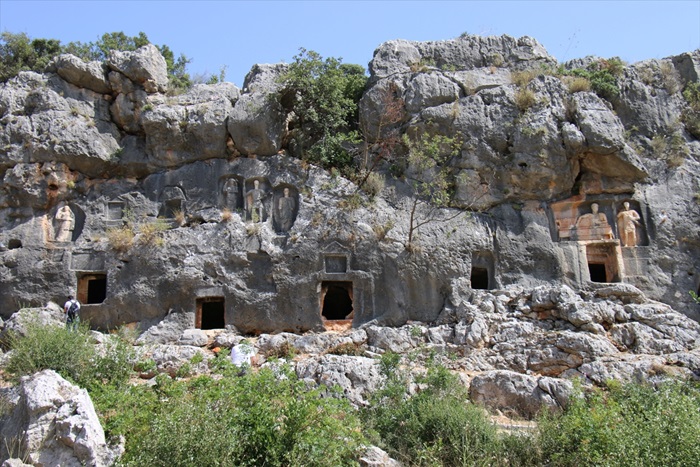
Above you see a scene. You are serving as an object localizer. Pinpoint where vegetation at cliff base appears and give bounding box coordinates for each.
[4,323,700,466]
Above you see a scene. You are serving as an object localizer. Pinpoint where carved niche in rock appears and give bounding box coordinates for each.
[220,175,244,211]
[245,178,271,222]
[272,184,299,233]
[159,186,186,219]
[617,201,642,247]
[573,203,614,242]
[50,203,85,243]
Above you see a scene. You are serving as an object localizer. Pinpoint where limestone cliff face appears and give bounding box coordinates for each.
[0,35,698,333]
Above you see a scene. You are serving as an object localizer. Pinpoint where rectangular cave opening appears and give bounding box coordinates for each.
[471,267,490,290]
[77,273,107,304]
[196,297,225,330]
[320,281,354,322]
[585,243,620,283]
[588,263,608,283]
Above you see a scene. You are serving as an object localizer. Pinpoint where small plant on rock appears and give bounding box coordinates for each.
[106,225,135,252]
[221,208,232,222]
[138,218,170,247]
[514,87,537,112]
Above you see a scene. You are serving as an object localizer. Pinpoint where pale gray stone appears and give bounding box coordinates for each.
[178,328,208,346]
[106,44,168,93]
[359,446,403,467]
[295,354,382,406]
[469,370,572,418]
[51,54,111,94]
[0,370,122,466]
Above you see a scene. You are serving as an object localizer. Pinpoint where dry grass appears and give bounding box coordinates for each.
[106,225,135,252]
[564,76,592,93]
[514,87,537,112]
[221,208,232,222]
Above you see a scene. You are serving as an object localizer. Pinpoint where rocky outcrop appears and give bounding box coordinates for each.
[0,35,698,342]
[0,370,123,466]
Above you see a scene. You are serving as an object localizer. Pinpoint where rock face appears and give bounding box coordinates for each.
[0,370,123,466]
[0,36,698,341]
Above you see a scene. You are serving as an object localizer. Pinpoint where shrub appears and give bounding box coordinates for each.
[564,75,592,93]
[365,361,524,466]
[682,82,700,138]
[564,58,624,101]
[511,69,538,87]
[107,367,367,466]
[5,321,95,383]
[538,380,700,466]
[650,131,689,167]
[264,340,297,360]
[326,341,365,356]
[514,87,537,111]
[278,48,367,170]
[106,225,135,252]
[5,321,134,390]
[660,61,680,94]
[372,219,394,241]
[221,208,232,222]
[138,218,170,247]
[338,192,364,211]
[362,171,385,198]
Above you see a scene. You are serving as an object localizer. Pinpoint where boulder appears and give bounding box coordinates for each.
[0,370,122,466]
[146,344,210,376]
[177,328,208,347]
[469,370,573,418]
[135,312,195,345]
[50,54,111,94]
[359,446,402,467]
[227,64,287,156]
[295,354,383,406]
[106,44,168,93]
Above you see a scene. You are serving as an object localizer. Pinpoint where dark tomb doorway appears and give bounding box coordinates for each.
[588,263,608,283]
[78,273,107,304]
[321,282,353,321]
[196,297,225,330]
[471,267,489,290]
[585,243,620,283]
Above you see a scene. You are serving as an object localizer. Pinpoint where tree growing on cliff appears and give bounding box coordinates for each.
[278,48,367,171]
[65,31,192,90]
[0,31,191,89]
[0,32,61,82]
[402,130,465,249]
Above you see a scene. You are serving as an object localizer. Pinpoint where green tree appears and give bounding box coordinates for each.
[1,30,191,89]
[0,31,61,82]
[401,130,465,249]
[66,31,191,90]
[279,48,367,170]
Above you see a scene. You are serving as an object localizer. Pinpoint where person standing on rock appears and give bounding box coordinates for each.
[63,295,81,331]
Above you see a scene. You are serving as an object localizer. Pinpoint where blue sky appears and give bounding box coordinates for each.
[2,0,699,87]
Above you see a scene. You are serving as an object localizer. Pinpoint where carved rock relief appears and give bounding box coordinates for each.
[550,197,647,246]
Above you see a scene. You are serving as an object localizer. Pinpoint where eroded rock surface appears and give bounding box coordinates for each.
[0,370,123,466]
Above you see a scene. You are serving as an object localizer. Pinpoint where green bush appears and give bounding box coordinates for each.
[560,57,624,101]
[539,380,700,466]
[682,82,700,139]
[365,360,528,466]
[5,321,134,390]
[5,321,95,383]
[278,48,367,170]
[102,366,367,466]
